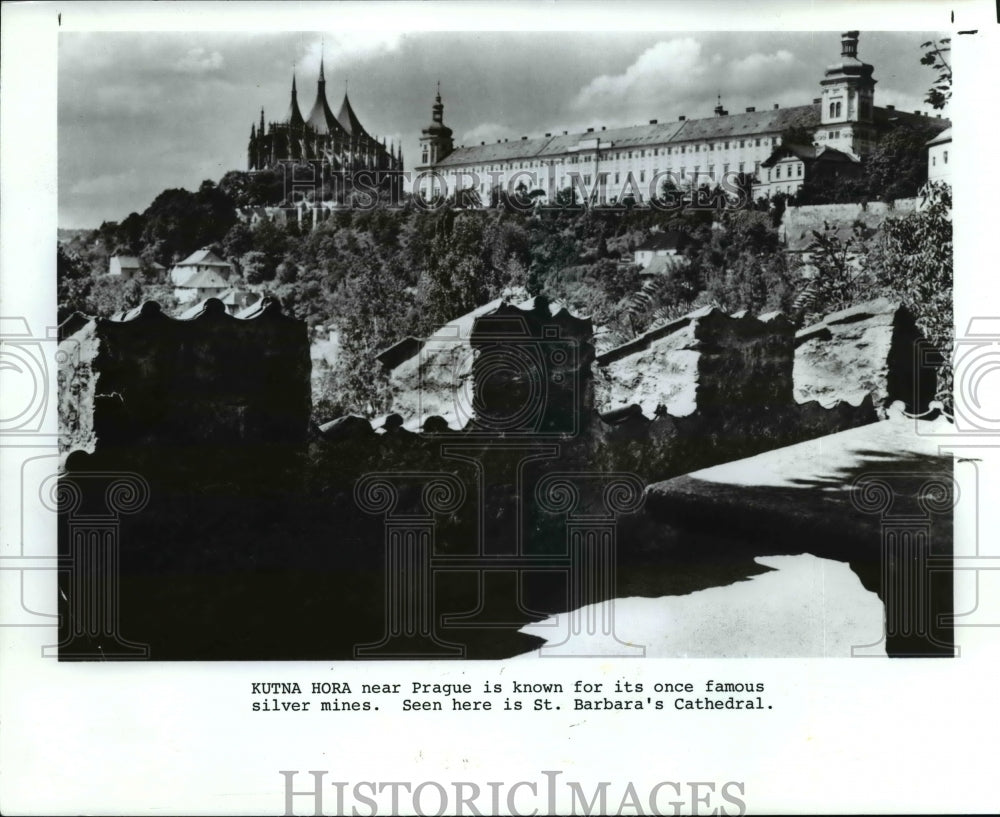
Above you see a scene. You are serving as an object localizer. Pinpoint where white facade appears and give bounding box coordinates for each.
[418,124,787,204]
[108,256,140,279]
[169,249,234,286]
[758,157,807,198]
[927,128,951,184]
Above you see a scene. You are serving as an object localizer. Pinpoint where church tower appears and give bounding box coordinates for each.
[818,31,877,156]
[419,85,454,166]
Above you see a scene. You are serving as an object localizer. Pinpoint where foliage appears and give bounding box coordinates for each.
[862,123,938,202]
[321,254,415,417]
[61,164,825,414]
[57,244,178,322]
[920,39,952,110]
[218,169,286,207]
[869,181,953,408]
[795,182,953,408]
[795,222,874,323]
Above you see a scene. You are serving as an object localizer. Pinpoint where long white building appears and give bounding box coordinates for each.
[416,31,949,204]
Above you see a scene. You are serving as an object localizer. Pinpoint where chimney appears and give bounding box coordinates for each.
[746,107,756,113]
[813,98,821,104]
[545,132,551,137]
[649,119,658,124]
[521,136,527,140]
[841,30,860,59]
[679,115,686,121]
[773,103,779,110]
[563,130,568,135]
[886,104,895,110]
[587,127,594,132]
[601,126,606,131]
[914,110,921,115]
[481,141,485,145]
[936,114,941,118]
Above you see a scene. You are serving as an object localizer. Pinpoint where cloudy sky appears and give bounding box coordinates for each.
[58,29,947,228]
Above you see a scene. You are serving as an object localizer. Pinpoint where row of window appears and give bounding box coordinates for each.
[768,162,803,181]
[449,158,771,187]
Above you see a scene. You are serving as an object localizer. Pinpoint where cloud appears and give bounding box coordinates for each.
[298,31,402,78]
[571,38,704,114]
[725,49,801,95]
[175,47,224,74]
[730,49,795,76]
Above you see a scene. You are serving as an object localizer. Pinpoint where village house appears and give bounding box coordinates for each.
[757,144,861,198]
[173,269,232,305]
[108,255,165,280]
[633,230,689,266]
[169,247,234,286]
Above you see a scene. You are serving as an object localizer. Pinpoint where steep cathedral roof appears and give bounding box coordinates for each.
[286,74,304,128]
[336,93,370,140]
[306,58,346,137]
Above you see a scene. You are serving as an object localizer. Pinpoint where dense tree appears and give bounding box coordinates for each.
[323,254,415,416]
[137,181,237,265]
[57,245,92,322]
[869,182,953,407]
[862,123,939,202]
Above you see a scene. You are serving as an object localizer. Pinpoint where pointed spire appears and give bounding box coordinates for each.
[287,72,304,128]
[307,47,342,135]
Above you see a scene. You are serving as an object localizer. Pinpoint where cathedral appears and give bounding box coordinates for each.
[247,58,403,175]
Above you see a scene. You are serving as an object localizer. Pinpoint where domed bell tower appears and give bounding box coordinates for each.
[419,84,454,167]
[819,30,877,156]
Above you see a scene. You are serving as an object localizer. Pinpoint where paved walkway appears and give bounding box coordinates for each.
[514,414,955,658]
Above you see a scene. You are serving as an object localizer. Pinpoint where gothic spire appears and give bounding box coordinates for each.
[307,56,340,135]
[287,73,305,128]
